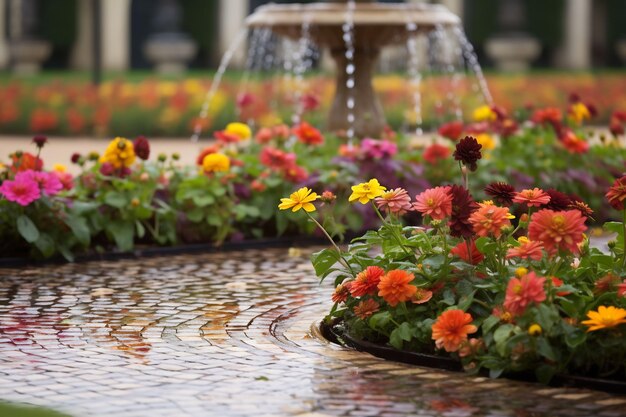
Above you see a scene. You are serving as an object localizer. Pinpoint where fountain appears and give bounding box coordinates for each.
[192,0,491,141]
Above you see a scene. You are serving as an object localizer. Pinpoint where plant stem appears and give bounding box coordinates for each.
[372,202,412,257]
[306,211,355,276]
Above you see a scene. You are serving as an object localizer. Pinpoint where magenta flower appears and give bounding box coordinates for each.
[361,138,397,159]
[16,170,63,196]
[0,177,41,206]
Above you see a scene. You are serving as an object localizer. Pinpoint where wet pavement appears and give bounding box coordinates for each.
[0,247,625,417]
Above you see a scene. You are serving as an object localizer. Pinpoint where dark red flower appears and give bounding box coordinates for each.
[71,152,81,164]
[484,182,515,206]
[32,135,48,149]
[453,136,482,172]
[544,189,571,211]
[606,176,626,210]
[448,185,478,238]
[133,135,150,161]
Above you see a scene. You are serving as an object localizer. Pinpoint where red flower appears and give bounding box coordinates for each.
[448,185,478,238]
[606,176,626,210]
[450,240,484,265]
[133,136,151,161]
[10,152,43,173]
[353,299,380,320]
[485,182,515,206]
[259,147,296,171]
[559,129,589,154]
[29,109,58,132]
[512,188,551,208]
[350,266,385,297]
[531,107,562,126]
[453,136,482,171]
[423,143,451,164]
[438,121,464,141]
[196,145,220,166]
[332,283,351,304]
[528,209,587,255]
[292,122,323,145]
[504,271,546,316]
[506,237,543,261]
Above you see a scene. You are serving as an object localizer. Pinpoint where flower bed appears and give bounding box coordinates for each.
[1,99,626,262]
[287,134,626,386]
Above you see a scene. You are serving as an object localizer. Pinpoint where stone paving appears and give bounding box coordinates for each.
[1,247,625,417]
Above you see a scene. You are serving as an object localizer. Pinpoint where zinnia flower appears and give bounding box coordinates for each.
[292,122,324,145]
[528,209,587,255]
[412,288,433,304]
[582,306,626,332]
[259,147,296,171]
[545,189,571,211]
[224,122,252,141]
[423,143,451,164]
[472,105,496,122]
[431,309,477,352]
[202,153,230,173]
[531,107,562,126]
[413,186,453,220]
[278,187,319,212]
[99,137,136,169]
[469,201,514,238]
[32,135,48,148]
[513,188,551,208]
[450,240,484,265]
[16,170,62,196]
[453,136,482,171]
[568,102,591,124]
[332,283,351,304]
[349,179,386,204]
[617,281,626,298]
[0,177,41,206]
[503,271,546,316]
[559,129,589,154]
[374,188,413,215]
[353,299,380,320]
[196,145,220,166]
[568,200,594,220]
[361,138,397,159]
[448,185,478,238]
[10,152,43,173]
[606,176,626,210]
[506,236,544,261]
[377,269,417,307]
[350,266,385,297]
[438,120,464,140]
[133,135,150,160]
[485,182,516,206]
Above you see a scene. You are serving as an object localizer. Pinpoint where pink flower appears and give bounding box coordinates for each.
[413,186,453,220]
[0,177,41,206]
[375,188,413,215]
[504,271,546,316]
[506,237,544,261]
[16,170,63,196]
[528,209,587,255]
[512,188,551,208]
[361,138,397,159]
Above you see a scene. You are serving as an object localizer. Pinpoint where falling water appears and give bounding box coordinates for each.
[453,26,493,105]
[291,17,314,125]
[191,28,249,142]
[434,23,463,121]
[405,21,423,135]
[342,0,357,142]
[237,27,274,123]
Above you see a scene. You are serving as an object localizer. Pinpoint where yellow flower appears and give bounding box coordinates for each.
[515,267,528,278]
[581,306,626,332]
[53,163,67,173]
[528,324,542,336]
[475,133,496,151]
[569,102,591,124]
[202,153,230,173]
[472,105,496,122]
[99,137,136,169]
[225,122,252,141]
[278,187,319,212]
[349,179,387,204]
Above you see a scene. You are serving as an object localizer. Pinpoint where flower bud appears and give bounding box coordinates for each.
[157,153,167,163]
[131,198,140,207]
[172,152,180,161]
[133,136,150,160]
[528,324,542,336]
[71,153,81,164]
[32,135,48,149]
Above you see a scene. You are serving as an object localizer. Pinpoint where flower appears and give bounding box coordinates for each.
[469,201,514,238]
[361,138,397,159]
[472,105,496,122]
[475,133,496,152]
[431,309,477,352]
[278,187,319,212]
[350,266,385,297]
[292,122,324,145]
[202,153,230,173]
[411,288,433,304]
[321,191,336,203]
[448,185,478,238]
[506,237,544,261]
[559,129,589,154]
[528,209,587,255]
[10,152,43,173]
[0,176,41,206]
[332,283,350,304]
[423,143,451,164]
[503,272,546,316]
[71,153,81,164]
[196,145,220,166]
[531,107,562,126]
[16,170,62,196]
[377,270,417,307]
[568,102,591,124]
[485,182,516,206]
[349,179,386,204]
[32,135,48,148]
[225,122,252,140]
[450,240,484,265]
[260,147,296,171]
[133,136,150,160]
[438,120,464,140]
[374,188,413,215]
[545,189,571,211]
[568,200,594,220]
[413,186,453,220]
[582,306,626,332]
[513,188,551,208]
[617,281,626,298]
[99,162,115,176]
[99,137,136,169]
[353,299,380,320]
[606,176,626,210]
[594,273,620,295]
[528,324,542,336]
[453,136,482,171]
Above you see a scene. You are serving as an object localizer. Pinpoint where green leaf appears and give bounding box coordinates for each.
[65,217,90,246]
[489,368,504,378]
[186,208,204,223]
[311,248,341,280]
[104,192,127,208]
[135,221,145,239]
[106,221,134,252]
[17,215,40,243]
[34,233,55,258]
[481,315,500,335]
[369,311,391,331]
[535,364,556,384]
[564,328,586,348]
[536,337,557,361]
[493,324,514,345]
[192,194,215,207]
[389,322,412,350]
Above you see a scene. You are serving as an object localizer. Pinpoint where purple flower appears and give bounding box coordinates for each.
[0,177,41,206]
[361,138,397,159]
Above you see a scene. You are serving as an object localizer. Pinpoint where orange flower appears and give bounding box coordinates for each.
[411,288,433,304]
[353,299,380,320]
[431,309,477,352]
[503,272,546,316]
[350,266,385,297]
[559,129,589,154]
[512,188,551,208]
[468,201,514,238]
[292,122,324,145]
[332,282,351,304]
[412,186,453,220]
[377,270,417,307]
[528,209,587,255]
[423,143,451,164]
[506,237,544,261]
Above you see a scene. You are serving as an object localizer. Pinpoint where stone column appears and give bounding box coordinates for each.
[558,0,591,69]
[438,0,463,18]
[218,0,247,68]
[70,0,93,70]
[101,0,131,71]
[0,0,8,69]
